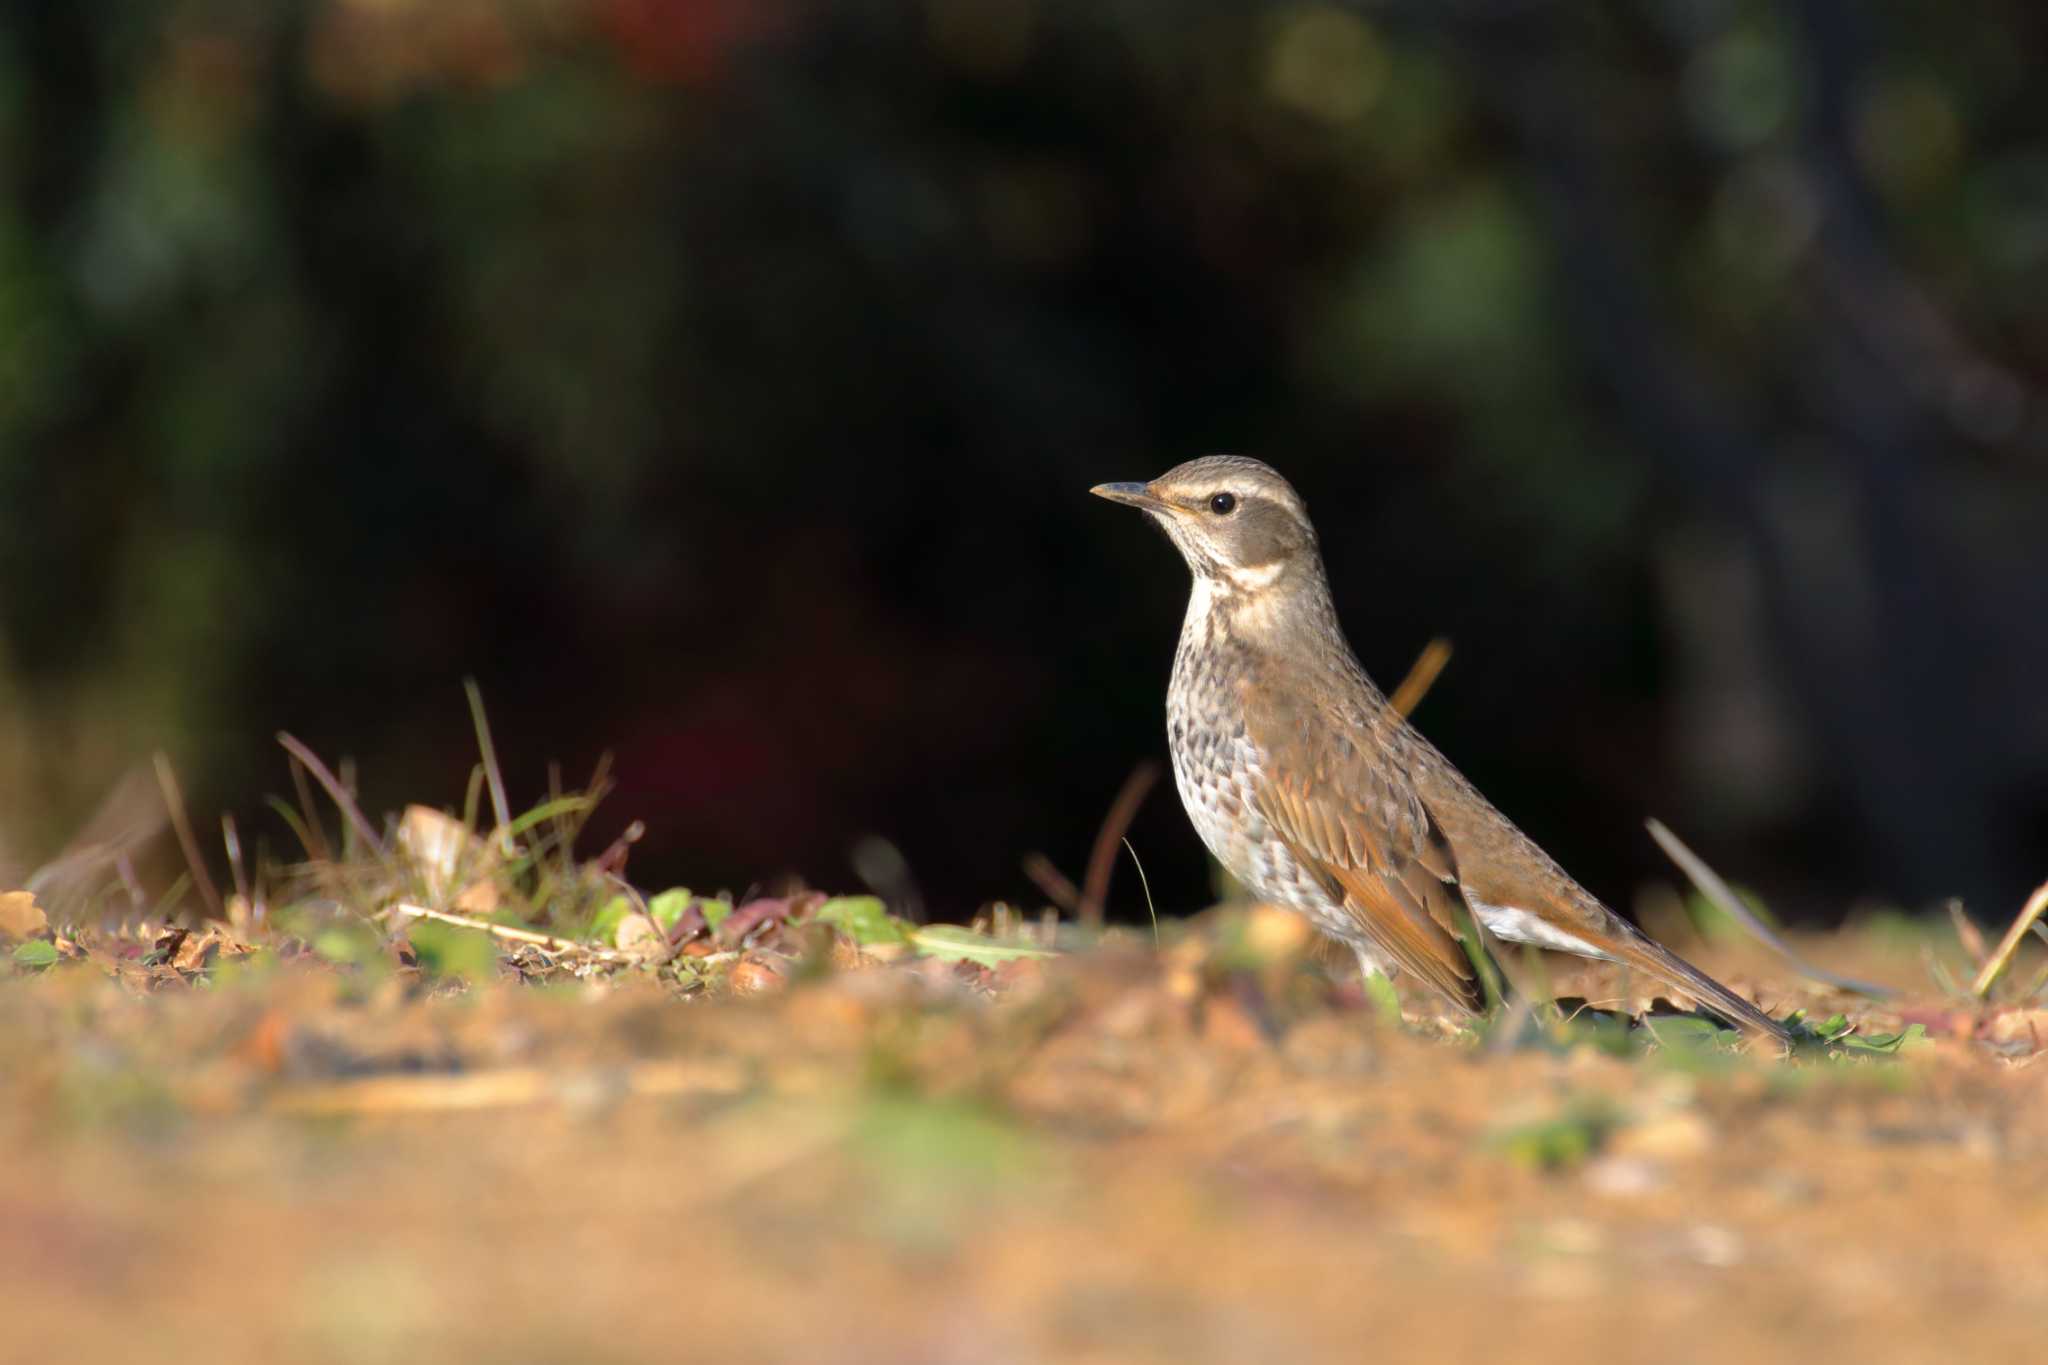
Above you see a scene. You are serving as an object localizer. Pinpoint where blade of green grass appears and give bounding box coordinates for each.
[463,679,517,859]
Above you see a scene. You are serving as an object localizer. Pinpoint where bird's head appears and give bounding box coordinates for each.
[1091,455,1321,595]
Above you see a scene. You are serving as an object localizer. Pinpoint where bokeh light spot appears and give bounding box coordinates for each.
[1265,5,1387,127]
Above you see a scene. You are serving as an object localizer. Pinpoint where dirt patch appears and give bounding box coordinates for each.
[3,908,2044,1363]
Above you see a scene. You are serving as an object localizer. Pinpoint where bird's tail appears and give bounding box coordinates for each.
[1606,930,1792,1045]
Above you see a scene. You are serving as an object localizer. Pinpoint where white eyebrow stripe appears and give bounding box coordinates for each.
[1175,486,1307,521]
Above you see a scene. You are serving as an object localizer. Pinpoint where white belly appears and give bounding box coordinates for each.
[1169,738,1364,941]
[1470,901,1612,959]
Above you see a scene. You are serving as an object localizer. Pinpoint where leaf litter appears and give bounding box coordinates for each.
[3,737,2047,1362]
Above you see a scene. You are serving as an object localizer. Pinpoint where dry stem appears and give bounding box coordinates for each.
[385,901,629,963]
[1970,878,2048,999]
[1388,637,1454,717]
[269,1059,750,1116]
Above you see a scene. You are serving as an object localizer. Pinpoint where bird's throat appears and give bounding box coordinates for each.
[1183,563,1333,651]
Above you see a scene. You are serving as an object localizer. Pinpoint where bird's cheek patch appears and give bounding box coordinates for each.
[1222,561,1288,592]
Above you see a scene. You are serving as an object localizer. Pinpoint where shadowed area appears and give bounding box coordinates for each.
[1,0,2045,927]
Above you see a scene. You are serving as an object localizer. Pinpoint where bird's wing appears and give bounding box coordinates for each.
[1241,682,1484,1014]
[1409,739,1793,1043]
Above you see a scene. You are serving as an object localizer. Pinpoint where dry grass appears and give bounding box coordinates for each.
[5,888,2048,1364]
[6,721,2046,1363]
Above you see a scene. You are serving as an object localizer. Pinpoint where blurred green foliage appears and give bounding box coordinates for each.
[1,0,2043,919]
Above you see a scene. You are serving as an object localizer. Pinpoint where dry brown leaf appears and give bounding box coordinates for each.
[173,930,219,973]
[396,804,502,914]
[173,925,248,973]
[0,889,48,941]
[1981,1009,2048,1051]
[454,881,500,915]
[152,926,190,965]
[615,912,672,965]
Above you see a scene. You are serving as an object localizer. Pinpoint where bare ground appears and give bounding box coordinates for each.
[4,907,2045,1365]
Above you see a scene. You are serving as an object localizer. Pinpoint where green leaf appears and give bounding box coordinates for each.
[1559,1012,1639,1058]
[645,889,695,929]
[406,919,500,982]
[1362,971,1404,1026]
[502,795,595,840]
[1835,1022,1930,1056]
[587,895,632,945]
[593,890,727,946]
[12,939,59,968]
[1486,1101,1620,1171]
[910,925,1054,967]
[814,896,910,947]
[1646,1015,1738,1051]
[312,926,377,966]
[1814,1012,1855,1042]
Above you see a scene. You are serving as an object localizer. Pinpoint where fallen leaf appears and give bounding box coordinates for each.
[718,897,794,947]
[0,890,47,941]
[912,925,1055,968]
[615,913,673,965]
[150,927,190,968]
[172,925,247,973]
[813,895,911,947]
[397,805,501,914]
[1981,1009,2048,1051]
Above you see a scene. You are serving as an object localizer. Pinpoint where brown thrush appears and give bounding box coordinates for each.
[1093,455,1789,1043]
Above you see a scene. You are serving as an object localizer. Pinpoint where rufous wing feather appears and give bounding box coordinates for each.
[1246,698,1486,1015]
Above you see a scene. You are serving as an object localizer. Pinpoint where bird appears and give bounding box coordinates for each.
[1092,455,1790,1043]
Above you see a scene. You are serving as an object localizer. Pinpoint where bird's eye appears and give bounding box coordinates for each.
[1208,492,1237,516]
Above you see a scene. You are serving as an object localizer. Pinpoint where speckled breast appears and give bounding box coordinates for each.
[1164,612,1353,938]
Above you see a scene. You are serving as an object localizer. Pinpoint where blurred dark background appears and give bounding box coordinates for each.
[2,0,2044,924]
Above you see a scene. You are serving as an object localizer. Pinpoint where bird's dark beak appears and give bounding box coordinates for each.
[1090,481,1168,512]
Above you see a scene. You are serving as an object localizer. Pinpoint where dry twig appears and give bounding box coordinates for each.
[1970,878,2048,999]
[269,1059,750,1116]
[1078,761,1160,930]
[154,753,224,920]
[277,733,388,857]
[385,901,629,964]
[1389,637,1454,718]
[1948,899,1989,967]
[1021,854,1081,914]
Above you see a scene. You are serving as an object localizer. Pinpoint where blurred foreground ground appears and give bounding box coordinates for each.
[4,911,2045,1365]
